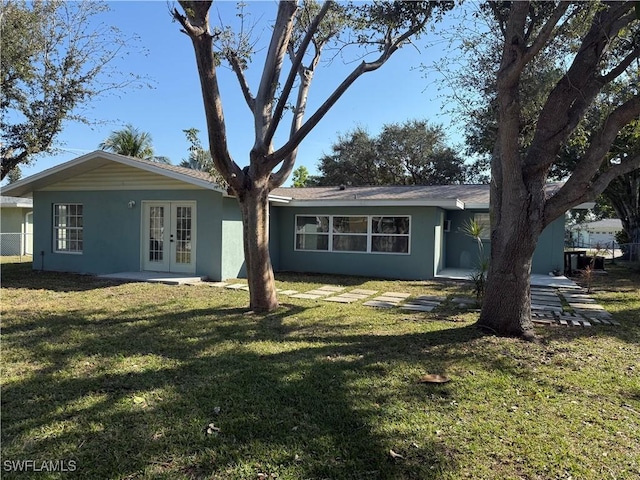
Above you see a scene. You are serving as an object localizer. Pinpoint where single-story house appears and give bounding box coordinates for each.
[569,218,623,249]
[1,151,576,280]
[1,196,33,256]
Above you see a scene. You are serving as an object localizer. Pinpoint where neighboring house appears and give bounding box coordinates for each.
[2,151,579,280]
[0,196,33,256]
[569,218,623,248]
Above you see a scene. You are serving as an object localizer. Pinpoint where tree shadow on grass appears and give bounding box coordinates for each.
[0,297,511,480]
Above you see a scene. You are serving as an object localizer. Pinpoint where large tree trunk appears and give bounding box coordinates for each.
[478,225,539,338]
[237,177,278,312]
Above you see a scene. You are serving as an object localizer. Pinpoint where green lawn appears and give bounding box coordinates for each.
[1,259,639,479]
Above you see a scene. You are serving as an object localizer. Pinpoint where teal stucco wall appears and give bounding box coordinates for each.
[32,189,225,278]
[272,205,440,280]
[444,210,565,274]
[220,196,246,280]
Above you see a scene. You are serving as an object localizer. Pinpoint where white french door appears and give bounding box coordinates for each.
[142,202,196,274]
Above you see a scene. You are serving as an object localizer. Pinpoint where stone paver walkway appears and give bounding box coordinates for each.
[210,281,618,328]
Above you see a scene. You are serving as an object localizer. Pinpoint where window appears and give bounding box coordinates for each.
[296,216,329,251]
[53,204,83,253]
[372,216,410,253]
[332,216,367,252]
[474,213,491,240]
[294,215,410,255]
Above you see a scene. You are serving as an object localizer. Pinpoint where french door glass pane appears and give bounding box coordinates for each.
[149,206,164,261]
[175,206,192,264]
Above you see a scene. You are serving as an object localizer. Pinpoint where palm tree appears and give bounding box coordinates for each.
[99,124,164,161]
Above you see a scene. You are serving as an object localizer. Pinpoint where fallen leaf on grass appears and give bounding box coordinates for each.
[417,374,450,384]
[205,423,221,435]
[389,449,404,460]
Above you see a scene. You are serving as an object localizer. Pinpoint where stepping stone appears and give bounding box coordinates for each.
[226,284,249,290]
[305,289,334,296]
[324,296,357,303]
[568,302,605,311]
[532,318,555,325]
[410,299,441,307]
[380,292,411,299]
[291,293,323,300]
[350,289,378,296]
[372,296,404,303]
[279,290,299,295]
[363,300,398,308]
[338,293,371,299]
[208,282,229,288]
[400,304,436,312]
[452,297,474,303]
[532,304,563,313]
[414,295,447,302]
[317,285,346,292]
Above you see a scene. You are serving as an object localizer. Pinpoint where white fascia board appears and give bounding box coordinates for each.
[463,203,490,210]
[272,198,464,209]
[267,194,292,204]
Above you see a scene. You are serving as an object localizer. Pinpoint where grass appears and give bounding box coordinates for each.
[1,258,639,479]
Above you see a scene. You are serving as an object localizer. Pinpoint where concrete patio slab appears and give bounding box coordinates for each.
[98,271,206,285]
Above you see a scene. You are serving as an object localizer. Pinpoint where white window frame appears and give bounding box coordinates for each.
[53,203,83,254]
[295,215,330,251]
[294,214,411,255]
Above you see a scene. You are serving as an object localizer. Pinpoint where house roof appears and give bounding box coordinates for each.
[270,184,572,210]
[572,218,623,230]
[0,196,33,209]
[0,150,226,198]
[1,151,592,212]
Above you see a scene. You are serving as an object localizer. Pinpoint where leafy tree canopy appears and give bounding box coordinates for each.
[98,124,169,163]
[0,0,147,179]
[315,119,467,186]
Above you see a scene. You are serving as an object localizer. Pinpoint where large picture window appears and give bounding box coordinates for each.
[53,204,83,253]
[294,215,410,255]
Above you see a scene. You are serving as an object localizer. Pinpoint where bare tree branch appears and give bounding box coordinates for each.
[522,2,570,66]
[544,95,640,220]
[265,0,333,149]
[266,18,429,168]
[174,1,243,192]
[227,52,256,111]
[253,1,297,154]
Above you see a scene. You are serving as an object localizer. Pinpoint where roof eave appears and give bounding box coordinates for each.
[271,198,465,209]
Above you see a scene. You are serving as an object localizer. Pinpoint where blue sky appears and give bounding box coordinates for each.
[14,1,466,185]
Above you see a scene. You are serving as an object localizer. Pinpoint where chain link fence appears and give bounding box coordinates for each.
[618,243,640,263]
[0,233,33,260]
